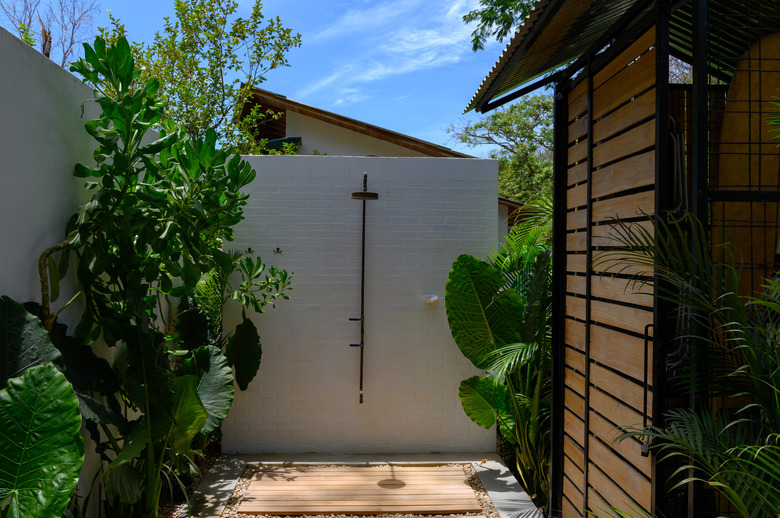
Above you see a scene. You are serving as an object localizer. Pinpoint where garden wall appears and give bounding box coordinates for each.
[221,155,498,453]
[1,25,499,456]
[0,27,95,306]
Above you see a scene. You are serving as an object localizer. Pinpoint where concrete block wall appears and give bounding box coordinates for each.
[221,155,499,453]
[0,27,95,305]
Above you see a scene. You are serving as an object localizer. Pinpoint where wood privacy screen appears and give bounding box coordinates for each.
[561,28,656,517]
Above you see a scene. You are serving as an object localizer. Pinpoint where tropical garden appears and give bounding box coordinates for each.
[0,35,291,518]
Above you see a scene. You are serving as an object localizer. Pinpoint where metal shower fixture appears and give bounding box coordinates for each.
[349,173,378,404]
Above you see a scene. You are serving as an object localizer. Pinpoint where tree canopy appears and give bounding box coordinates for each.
[448,94,553,203]
[463,0,535,51]
[100,0,301,154]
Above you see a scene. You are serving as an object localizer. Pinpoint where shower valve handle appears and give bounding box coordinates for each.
[349,317,360,321]
[349,343,360,347]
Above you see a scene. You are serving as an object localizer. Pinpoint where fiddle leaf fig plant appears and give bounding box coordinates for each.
[46,35,292,517]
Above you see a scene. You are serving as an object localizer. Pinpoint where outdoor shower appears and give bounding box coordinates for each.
[349,173,378,404]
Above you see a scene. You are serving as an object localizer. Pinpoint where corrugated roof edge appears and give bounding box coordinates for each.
[463,0,552,114]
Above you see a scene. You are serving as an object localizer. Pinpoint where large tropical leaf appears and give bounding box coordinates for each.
[0,296,60,388]
[0,363,84,518]
[183,346,234,435]
[445,254,524,368]
[225,317,262,391]
[458,376,508,428]
[167,375,208,453]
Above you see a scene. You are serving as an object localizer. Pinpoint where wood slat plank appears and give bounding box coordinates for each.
[591,325,653,383]
[567,254,587,273]
[566,295,586,321]
[591,151,655,199]
[565,386,585,422]
[593,29,655,91]
[565,368,586,401]
[568,162,587,186]
[565,319,586,351]
[569,91,587,122]
[569,116,588,144]
[589,410,652,479]
[593,89,656,145]
[568,183,587,209]
[238,466,482,515]
[561,493,583,518]
[590,274,653,307]
[592,190,655,223]
[587,447,651,512]
[593,119,655,169]
[567,208,587,231]
[590,387,646,436]
[568,139,588,166]
[590,362,652,419]
[593,49,656,121]
[564,409,585,446]
[589,299,653,336]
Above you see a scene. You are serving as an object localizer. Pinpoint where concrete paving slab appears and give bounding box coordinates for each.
[188,453,541,518]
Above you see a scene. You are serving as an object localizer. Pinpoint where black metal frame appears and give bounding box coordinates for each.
[652,2,672,516]
[550,80,569,518]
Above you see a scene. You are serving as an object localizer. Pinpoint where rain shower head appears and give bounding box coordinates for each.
[351,191,378,200]
[351,172,378,200]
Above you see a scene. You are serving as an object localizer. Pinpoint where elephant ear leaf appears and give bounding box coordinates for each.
[458,375,508,428]
[184,346,234,435]
[0,363,84,517]
[445,255,524,368]
[0,296,61,388]
[225,318,262,391]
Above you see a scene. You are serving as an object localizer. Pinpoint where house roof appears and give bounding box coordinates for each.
[248,89,471,158]
[465,0,780,114]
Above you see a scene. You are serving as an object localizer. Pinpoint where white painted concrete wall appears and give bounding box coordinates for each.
[286,111,430,157]
[2,24,500,458]
[0,27,95,306]
[221,155,498,453]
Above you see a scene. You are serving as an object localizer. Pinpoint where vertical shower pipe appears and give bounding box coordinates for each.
[351,173,378,403]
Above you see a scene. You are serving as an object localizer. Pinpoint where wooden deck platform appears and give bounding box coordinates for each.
[236,465,483,515]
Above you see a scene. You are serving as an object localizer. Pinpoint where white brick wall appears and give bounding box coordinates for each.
[221,155,499,453]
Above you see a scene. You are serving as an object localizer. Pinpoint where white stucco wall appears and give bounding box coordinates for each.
[286,111,431,157]
[0,27,95,305]
[221,155,499,454]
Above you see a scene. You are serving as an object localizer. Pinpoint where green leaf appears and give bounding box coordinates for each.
[445,255,524,368]
[458,375,508,429]
[102,463,142,504]
[0,363,84,518]
[0,296,61,388]
[225,317,262,391]
[168,375,208,452]
[183,346,234,435]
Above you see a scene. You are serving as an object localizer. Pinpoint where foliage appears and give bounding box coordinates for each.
[599,213,780,517]
[0,297,84,518]
[447,95,553,202]
[39,36,291,516]
[444,210,552,512]
[0,363,84,518]
[99,0,301,154]
[462,0,535,51]
[0,0,99,66]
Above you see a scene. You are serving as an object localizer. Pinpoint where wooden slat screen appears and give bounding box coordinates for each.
[560,27,656,517]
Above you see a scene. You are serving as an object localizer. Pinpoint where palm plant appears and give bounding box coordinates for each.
[598,213,780,517]
[445,200,552,512]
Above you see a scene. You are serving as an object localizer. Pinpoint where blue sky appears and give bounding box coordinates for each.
[90,0,505,155]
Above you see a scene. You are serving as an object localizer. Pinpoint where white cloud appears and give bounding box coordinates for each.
[295,0,481,105]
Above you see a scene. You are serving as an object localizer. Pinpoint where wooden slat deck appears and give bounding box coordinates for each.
[237,465,483,515]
